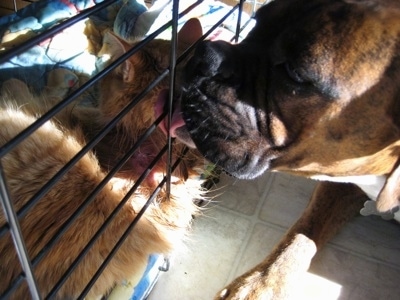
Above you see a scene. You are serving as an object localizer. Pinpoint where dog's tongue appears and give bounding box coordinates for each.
[155,89,185,137]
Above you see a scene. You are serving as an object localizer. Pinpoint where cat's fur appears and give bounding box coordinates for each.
[0,19,207,299]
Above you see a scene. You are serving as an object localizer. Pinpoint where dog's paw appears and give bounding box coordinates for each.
[214,279,293,300]
[215,234,316,300]
[215,272,278,300]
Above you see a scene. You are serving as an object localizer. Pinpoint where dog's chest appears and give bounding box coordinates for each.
[311,175,400,222]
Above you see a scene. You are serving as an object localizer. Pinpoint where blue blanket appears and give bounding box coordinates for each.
[0,0,147,93]
[0,0,254,94]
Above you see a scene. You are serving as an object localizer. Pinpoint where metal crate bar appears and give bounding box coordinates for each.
[0,0,247,298]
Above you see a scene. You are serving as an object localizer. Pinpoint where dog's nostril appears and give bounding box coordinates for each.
[215,62,235,81]
[191,40,236,79]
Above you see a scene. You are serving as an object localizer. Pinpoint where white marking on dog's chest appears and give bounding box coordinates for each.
[311,174,400,222]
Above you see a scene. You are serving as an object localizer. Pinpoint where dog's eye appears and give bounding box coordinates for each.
[285,62,305,83]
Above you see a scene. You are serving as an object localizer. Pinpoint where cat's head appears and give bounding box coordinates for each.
[97,18,203,137]
[93,19,206,186]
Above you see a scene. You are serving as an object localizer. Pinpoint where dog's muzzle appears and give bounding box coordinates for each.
[180,40,273,179]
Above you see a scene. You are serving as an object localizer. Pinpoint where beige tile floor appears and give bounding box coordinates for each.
[148,172,400,300]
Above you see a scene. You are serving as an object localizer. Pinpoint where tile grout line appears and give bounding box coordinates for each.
[326,242,400,271]
[222,173,280,283]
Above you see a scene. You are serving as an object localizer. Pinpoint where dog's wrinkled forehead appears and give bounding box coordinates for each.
[245,0,399,99]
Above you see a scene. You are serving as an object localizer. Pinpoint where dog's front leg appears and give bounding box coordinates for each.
[216,181,368,300]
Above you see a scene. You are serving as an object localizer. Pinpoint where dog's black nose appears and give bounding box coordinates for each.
[184,40,238,82]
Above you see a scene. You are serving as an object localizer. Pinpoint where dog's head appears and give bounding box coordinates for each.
[178,0,400,182]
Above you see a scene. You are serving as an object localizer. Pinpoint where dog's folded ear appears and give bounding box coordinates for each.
[377,160,400,212]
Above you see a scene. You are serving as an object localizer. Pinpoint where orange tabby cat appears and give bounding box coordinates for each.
[0,19,207,299]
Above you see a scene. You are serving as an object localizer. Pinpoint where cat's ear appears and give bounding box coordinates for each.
[177,18,203,48]
[119,60,134,82]
[99,31,134,83]
[99,30,129,60]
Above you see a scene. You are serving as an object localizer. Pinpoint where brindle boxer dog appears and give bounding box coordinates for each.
[169,0,400,299]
